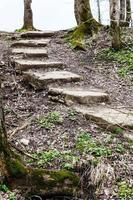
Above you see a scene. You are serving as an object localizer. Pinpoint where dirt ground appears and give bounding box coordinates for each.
[0,30,132,200]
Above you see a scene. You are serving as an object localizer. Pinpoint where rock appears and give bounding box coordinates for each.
[48,87,109,105]
[11,39,50,48]
[13,59,64,71]
[11,48,48,58]
[21,31,55,38]
[20,138,30,146]
[23,70,82,89]
[74,105,133,129]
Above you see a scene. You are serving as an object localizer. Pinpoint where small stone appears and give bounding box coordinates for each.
[20,138,30,146]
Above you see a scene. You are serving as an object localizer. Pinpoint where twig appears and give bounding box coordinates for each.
[8,117,33,139]
[9,141,38,161]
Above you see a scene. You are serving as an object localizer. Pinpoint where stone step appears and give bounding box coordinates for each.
[21,31,55,38]
[23,70,82,89]
[48,87,109,105]
[74,105,133,130]
[11,39,50,48]
[11,48,48,58]
[13,59,64,71]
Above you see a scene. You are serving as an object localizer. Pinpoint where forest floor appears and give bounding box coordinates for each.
[0,28,133,200]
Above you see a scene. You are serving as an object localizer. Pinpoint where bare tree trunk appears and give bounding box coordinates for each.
[120,0,126,26]
[97,0,101,23]
[74,0,94,25]
[125,0,131,27]
[110,0,121,50]
[22,0,34,30]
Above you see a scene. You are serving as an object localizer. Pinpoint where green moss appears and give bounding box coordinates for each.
[49,170,79,186]
[15,27,36,33]
[7,159,28,178]
[30,169,79,189]
[67,19,102,49]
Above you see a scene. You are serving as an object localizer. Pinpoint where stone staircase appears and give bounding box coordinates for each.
[10,31,133,137]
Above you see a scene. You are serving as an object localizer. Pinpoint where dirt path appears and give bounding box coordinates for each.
[0,30,133,200]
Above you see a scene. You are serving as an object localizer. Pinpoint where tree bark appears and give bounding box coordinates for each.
[74,0,93,25]
[22,0,34,30]
[125,0,131,27]
[110,0,122,50]
[71,0,102,49]
[97,0,101,23]
[120,0,126,26]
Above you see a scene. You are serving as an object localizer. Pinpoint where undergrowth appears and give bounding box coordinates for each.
[99,44,133,77]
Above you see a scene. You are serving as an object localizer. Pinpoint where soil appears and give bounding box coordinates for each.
[0,29,132,200]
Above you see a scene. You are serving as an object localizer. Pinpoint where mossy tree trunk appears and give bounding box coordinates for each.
[22,0,34,30]
[71,0,102,49]
[0,80,81,198]
[110,0,122,50]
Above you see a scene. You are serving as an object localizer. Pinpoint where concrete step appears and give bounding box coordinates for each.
[13,59,64,71]
[21,31,55,38]
[74,105,133,130]
[11,48,48,58]
[48,87,109,105]
[11,39,50,48]
[23,70,82,89]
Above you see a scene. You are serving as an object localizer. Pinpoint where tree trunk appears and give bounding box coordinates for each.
[120,0,126,26]
[71,0,102,49]
[0,79,11,182]
[22,0,34,30]
[97,0,101,23]
[125,0,131,27]
[74,0,93,25]
[110,0,122,50]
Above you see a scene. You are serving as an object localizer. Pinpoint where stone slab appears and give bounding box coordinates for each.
[23,70,82,89]
[74,105,133,129]
[14,59,64,71]
[21,31,55,38]
[48,87,109,105]
[11,48,48,58]
[11,39,50,47]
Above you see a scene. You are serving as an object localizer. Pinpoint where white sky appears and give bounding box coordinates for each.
[0,0,111,32]
[0,0,76,32]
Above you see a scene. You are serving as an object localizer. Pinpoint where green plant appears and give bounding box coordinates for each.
[113,127,124,135]
[68,109,78,121]
[34,150,60,166]
[99,48,133,77]
[115,144,125,153]
[37,111,63,129]
[76,132,112,157]
[0,184,16,200]
[118,181,133,200]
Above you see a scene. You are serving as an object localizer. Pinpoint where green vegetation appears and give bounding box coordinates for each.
[28,150,79,170]
[37,111,63,129]
[113,127,124,135]
[118,181,133,200]
[68,109,78,121]
[76,132,112,157]
[0,184,16,200]
[100,48,133,77]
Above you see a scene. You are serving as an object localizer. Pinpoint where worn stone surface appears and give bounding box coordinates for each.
[23,70,82,89]
[74,105,133,129]
[21,31,55,38]
[11,39,50,48]
[14,59,64,71]
[11,48,48,58]
[48,87,109,105]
